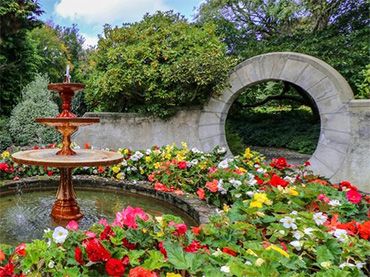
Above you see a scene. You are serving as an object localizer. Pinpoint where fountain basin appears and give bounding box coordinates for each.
[0,176,216,245]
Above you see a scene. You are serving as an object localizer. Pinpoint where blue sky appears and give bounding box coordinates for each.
[38,0,204,48]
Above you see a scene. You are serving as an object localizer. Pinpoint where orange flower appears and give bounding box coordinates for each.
[197,188,205,200]
[205,180,218,193]
[129,266,157,277]
[0,249,5,262]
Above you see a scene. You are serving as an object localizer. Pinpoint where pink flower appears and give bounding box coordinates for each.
[98,218,109,227]
[169,222,187,236]
[66,220,79,231]
[113,206,149,229]
[346,189,362,204]
[317,194,330,203]
[85,231,96,238]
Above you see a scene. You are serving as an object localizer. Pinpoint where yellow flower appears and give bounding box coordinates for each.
[320,261,332,269]
[237,167,247,173]
[1,151,10,159]
[244,148,252,159]
[112,165,120,173]
[142,228,148,233]
[123,148,129,155]
[145,156,152,163]
[199,162,207,170]
[287,187,299,196]
[156,231,164,237]
[166,273,182,277]
[164,153,171,160]
[266,245,290,258]
[255,258,265,266]
[250,201,263,208]
[223,204,230,212]
[181,141,188,149]
[140,168,144,174]
[247,161,254,167]
[246,249,258,257]
[154,162,161,169]
[176,154,185,161]
[116,173,124,180]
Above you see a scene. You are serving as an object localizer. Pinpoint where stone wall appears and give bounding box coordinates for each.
[73,110,203,150]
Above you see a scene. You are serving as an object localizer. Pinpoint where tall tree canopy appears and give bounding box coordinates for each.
[0,0,43,115]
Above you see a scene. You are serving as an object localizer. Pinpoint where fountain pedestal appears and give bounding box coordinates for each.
[12,81,123,221]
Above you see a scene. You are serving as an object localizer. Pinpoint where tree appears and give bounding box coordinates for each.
[84,11,235,117]
[28,24,70,82]
[0,0,43,116]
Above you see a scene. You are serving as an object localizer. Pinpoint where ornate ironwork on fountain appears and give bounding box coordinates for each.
[11,66,123,222]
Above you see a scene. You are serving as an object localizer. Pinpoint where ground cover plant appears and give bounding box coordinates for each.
[0,144,369,276]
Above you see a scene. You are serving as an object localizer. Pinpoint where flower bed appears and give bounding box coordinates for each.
[0,144,369,276]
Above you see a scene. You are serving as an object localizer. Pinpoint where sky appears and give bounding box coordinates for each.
[38,0,204,48]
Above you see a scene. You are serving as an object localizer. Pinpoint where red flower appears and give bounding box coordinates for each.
[84,238,111,262]
[122,255,130,266]
[0,263,14,276]
[177,161,187,169]
[222,247,237,256]
[184,240,202,253]
[75,247,85,265]
[98,166,105,174]
[196,188,205,200]
[255,176,264,185]
[280,242,288,251]
[270,157,289,170]
[84,143,91,149]
[105,258,126,277]
[169,222,187,236]
[113,206,149,229]
[208,167,217,174]
[0,250,5,262]
[192,226,201,236]
[346,189,362,204]
[100,226,114,240]
[129,266,157,277]
[15,243,26,256]
[158,241,167,258]
[358,221,370,240]
[148,173,156,182]
[269,174,289,187]
[304,161,311,166]
[154,182,171,192]
[340,181,357,191]
[122,238,137,250]
[0,163,9,172]
[337,221,358,236]
[205,179,218,192]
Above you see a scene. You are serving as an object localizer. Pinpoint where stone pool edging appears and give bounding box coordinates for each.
[0,175,217,225]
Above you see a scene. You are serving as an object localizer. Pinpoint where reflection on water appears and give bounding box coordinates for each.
[0,189,196,245]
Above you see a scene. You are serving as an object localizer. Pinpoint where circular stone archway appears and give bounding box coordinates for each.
[199,52,354,180]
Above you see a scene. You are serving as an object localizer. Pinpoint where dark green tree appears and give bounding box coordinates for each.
[0,0,43,115]
[84,11,235,117]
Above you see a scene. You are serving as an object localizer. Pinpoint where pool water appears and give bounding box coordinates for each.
[0,189,197,245]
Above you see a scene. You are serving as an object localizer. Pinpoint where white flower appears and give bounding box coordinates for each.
[279,230,285,235]
[48,260,55,268]
[339,262,355,269]
[92,169,98,174]
[333,229,348,242]
[280,216,297,230]
[289,240,302,251]
[313,212,327,226]
[290,211,298,215]
[121,160,127,166]
[212,248,222,256]
[284,176,295,183]
[218,159,229,169]
[328,199,341,207]
[257,168,266,174]
[304,227,314,236]
[217,179,227,194]
[229,178,242,188]
[245,261,252,265]
[52,226,68,244]
[234,193,242,198]
[293,230,304,240]
[145,149,152,155]
[356,262,365,269]
[217,147,227,154]
[220,265,230,273]
[130,151,144,161]
[191,147,202,154]
[320,261,332,269]
[190,159,199,165]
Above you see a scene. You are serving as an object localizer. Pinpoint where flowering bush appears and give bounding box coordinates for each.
[0,144,369,276]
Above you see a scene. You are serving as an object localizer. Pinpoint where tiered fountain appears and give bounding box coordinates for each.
[12,67,123,221]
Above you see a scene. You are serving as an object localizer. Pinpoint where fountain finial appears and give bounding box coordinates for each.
[64,64,71,83]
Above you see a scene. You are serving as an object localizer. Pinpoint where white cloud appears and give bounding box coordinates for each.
[81,33,99,49]
[54,0,169,24]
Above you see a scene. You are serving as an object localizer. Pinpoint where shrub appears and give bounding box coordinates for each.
[9,74,59,146]
[85,11,235,118]
[0,117,12,150]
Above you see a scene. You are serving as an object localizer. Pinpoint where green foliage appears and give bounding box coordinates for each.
[28,25,70,82]
[227,107,320,154]
[9,74,59,146]
[355,64,370,99]
[84,11,235,118]
[0,116,12,150]
[0,0,42,116]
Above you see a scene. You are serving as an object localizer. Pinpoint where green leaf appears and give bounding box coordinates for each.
[142,250,166,270]
[127,250,145,266]
[316,245,334,264]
